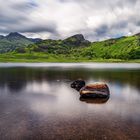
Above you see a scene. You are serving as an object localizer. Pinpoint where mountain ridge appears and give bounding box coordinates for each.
[0,32,140,60]
[0,32,42,53]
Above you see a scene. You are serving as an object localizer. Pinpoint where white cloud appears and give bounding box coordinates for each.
[0,0,140,41]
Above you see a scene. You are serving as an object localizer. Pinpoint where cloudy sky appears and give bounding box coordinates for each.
[0,0,140,41]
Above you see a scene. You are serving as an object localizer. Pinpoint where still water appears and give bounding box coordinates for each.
[0,63,140,140]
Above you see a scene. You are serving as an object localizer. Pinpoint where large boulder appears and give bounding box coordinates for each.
[80,83,110,98]
[71,80,110,98]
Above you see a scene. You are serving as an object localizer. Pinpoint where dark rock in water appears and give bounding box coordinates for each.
[80,83,110,98]
[80,96,109,104]
[71,79,85,91]
[71,80,110,98]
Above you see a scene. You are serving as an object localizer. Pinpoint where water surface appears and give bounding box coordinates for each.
[0,63,140,140]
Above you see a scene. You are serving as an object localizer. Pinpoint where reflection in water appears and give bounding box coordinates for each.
[0,63,140,140]
[0,66,140,92]
[80,96,110,104]
[7,81,26,92]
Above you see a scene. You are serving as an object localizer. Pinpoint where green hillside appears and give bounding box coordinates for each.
[0,32,41,53]
[77,34,140,60]
[0,32,140,62]
[24,34,90,54]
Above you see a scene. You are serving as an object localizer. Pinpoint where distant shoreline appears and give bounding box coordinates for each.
[0,58,139,63]
[0,52,140,63]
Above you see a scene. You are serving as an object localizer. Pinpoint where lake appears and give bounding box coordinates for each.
[0,63,140,140]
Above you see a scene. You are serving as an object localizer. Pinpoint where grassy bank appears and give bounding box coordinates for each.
[0,53,140,63]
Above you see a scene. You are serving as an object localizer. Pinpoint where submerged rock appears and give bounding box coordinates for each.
[71,80,110,98]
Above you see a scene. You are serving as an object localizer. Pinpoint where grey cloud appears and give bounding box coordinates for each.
[11,2,37,11]
[12,1,35,10]
[17,22,58,35]
[0,0,58,35]
[94,25,109,37]
[0,0,34,30]
[0,0,140,40]
[0,21,58,35]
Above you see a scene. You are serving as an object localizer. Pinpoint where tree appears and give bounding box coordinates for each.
[15,47,26,53]
[128,49,140,59]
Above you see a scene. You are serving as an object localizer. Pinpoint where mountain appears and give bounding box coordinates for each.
[25,33,140,60]
[6,32,27,41]
[0,32,42,53]
[78,33,140,59]
[5,32,42,43]
[63,34,90,47]
[14,33,140,60]
[0,35,4,39]
[26,34,91,54]
[0,32,140,60]
[29,38,42,43]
